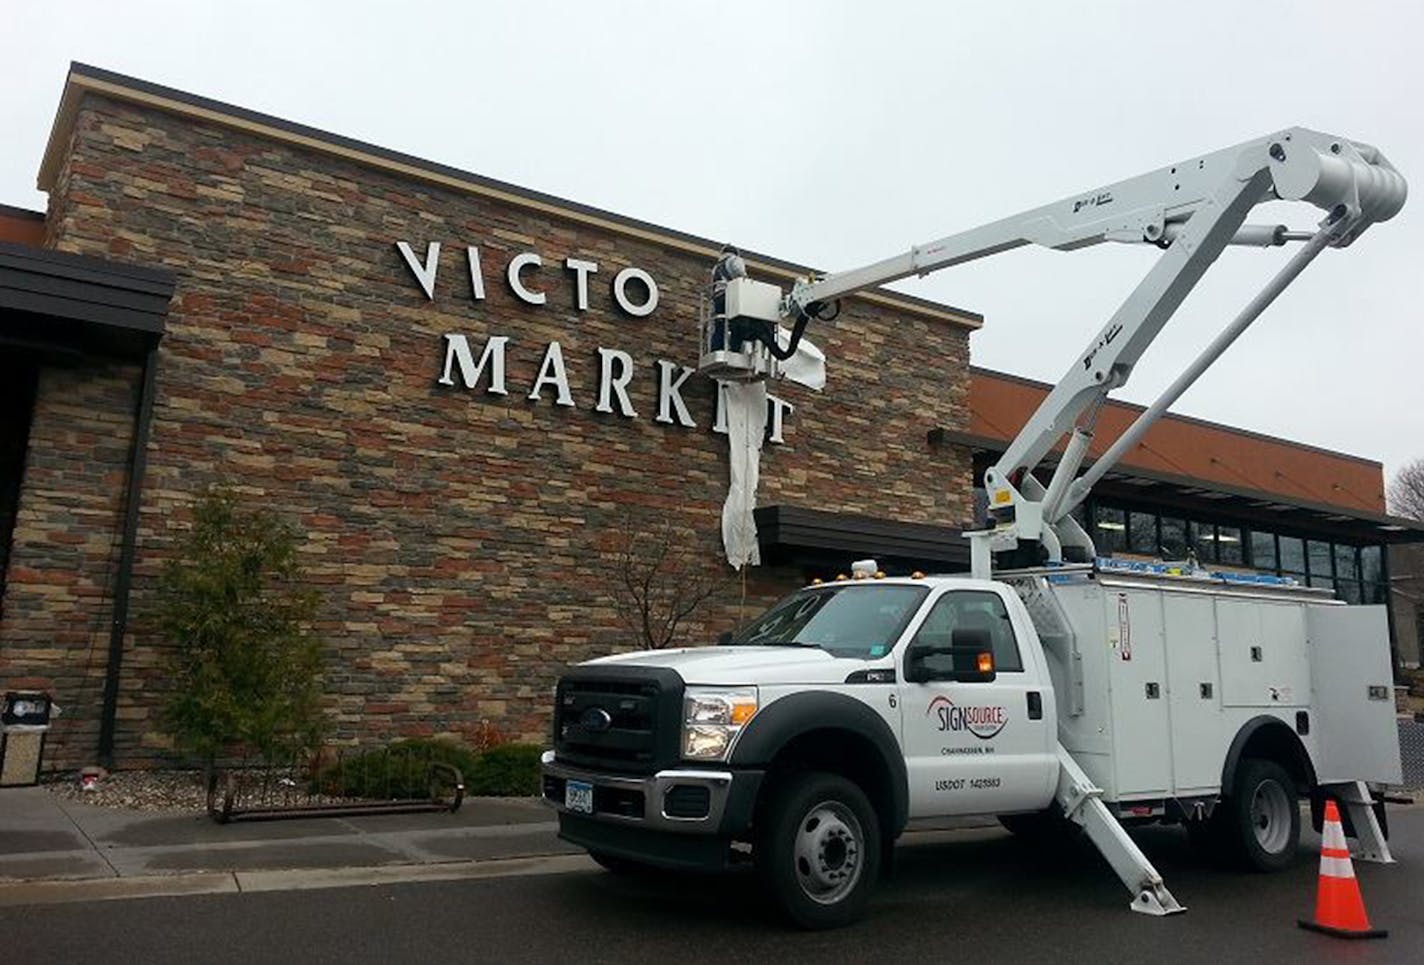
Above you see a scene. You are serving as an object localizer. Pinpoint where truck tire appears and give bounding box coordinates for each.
[1216,758,1301,872]
[756,771,881,930]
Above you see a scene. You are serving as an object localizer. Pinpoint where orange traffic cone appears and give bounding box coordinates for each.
[1297,799,1387,939]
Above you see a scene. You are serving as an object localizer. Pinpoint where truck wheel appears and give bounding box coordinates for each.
[1218,758,1300,872]
[757,771,881,929]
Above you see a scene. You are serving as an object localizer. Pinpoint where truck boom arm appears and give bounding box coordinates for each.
[724,128,1405,575]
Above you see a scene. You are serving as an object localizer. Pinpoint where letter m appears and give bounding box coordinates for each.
[438,334,509,395]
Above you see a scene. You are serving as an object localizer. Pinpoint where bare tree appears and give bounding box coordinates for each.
[608,514,731,650]
[1388,458,1424,521]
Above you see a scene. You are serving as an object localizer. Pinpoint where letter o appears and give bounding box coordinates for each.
[612,266,659,317]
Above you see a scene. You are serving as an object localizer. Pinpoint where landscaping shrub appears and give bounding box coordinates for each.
[465,743,544,796]
[315,738,482,799]
[157,489,327,767]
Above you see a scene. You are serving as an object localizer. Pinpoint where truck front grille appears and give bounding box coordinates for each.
[553,667,683,775]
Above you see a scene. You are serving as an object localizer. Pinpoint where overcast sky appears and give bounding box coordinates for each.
[4,1,1421,490]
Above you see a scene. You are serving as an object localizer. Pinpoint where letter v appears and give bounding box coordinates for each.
[396,241,441,299]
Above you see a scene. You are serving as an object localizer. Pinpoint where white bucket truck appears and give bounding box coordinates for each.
[541,128,1408,928]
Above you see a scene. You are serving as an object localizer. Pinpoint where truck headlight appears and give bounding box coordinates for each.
[681,687,758,761]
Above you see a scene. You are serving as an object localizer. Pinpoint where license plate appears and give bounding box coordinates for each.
[565,779,594,814]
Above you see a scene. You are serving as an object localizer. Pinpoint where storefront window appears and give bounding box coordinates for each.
[1334,544,1358,582]
[1279,536,1305,574]
[1307,540,1334,582]
[1190,521,1217,564]
[1361,545,1384,604]
[1361,545,1383,584]
[1217,525,1244,565]
[1129,511,1158,555]
[1160,516,1186,559]
[1250,531,1277,572]
[1084,510,1384,597]
[1095,506,1126,555]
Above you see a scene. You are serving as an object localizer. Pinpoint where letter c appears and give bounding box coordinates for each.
[508,252,546,305]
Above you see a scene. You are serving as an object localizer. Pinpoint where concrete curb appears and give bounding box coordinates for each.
[0,853,597,907]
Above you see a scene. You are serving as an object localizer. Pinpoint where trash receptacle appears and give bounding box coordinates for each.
[1,691,53,787]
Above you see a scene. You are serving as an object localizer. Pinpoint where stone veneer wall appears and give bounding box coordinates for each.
[13,92,973,765]
[0,362,141,766]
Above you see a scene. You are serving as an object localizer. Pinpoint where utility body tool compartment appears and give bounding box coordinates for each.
[1306,604,1402,786]
[1013,567,1392,804]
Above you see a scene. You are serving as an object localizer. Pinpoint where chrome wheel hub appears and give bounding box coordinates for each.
[793,800,864,904]
[1250,780,1292,854]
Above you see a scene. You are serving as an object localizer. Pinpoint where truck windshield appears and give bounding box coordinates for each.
[731,584,929,658]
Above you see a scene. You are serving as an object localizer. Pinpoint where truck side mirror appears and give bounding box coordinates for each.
[949,627,997,683]
[904,627,997,683]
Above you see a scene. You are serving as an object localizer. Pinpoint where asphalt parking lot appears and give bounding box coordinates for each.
[3,805,1420,963]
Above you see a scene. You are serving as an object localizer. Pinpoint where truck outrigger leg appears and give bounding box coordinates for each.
[1328,780,1394,865]
[1055,745,1186,916]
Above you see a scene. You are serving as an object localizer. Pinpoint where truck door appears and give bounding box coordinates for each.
[898,589,1057,818]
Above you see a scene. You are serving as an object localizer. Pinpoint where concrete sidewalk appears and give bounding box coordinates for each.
[0,786,574,889]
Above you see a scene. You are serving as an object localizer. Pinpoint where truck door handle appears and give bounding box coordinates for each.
[1027,691,1043,720]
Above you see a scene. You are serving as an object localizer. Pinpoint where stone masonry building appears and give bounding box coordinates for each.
[1,65,1419,770]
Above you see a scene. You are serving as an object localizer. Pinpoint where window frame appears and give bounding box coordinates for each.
[733,583,930,658]
[908,589,1025,674]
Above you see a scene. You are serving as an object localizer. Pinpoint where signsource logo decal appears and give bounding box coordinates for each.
[926,695,1008,740]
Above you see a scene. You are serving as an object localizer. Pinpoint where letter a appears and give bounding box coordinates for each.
[528,341,575,408]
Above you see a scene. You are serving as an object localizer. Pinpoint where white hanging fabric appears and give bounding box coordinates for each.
[776,325,826,391]
[720,380,768,569]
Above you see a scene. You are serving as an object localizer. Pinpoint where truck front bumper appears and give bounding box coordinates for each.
[540,751,763,871]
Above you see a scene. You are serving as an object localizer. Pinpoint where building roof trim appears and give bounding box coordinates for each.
[0,241,176,337]
[0,203,45,224]
[934,427,1424,543]
[39,63,982,331]
[754,505,971,566]
[971,365,1384,469]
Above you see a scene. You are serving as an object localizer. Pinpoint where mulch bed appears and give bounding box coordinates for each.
[44,770,208,812]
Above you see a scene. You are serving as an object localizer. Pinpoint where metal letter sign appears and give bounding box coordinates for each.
[399,238,795,442]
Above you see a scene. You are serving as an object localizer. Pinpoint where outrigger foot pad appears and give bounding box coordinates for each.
[1133,886,1187,916]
